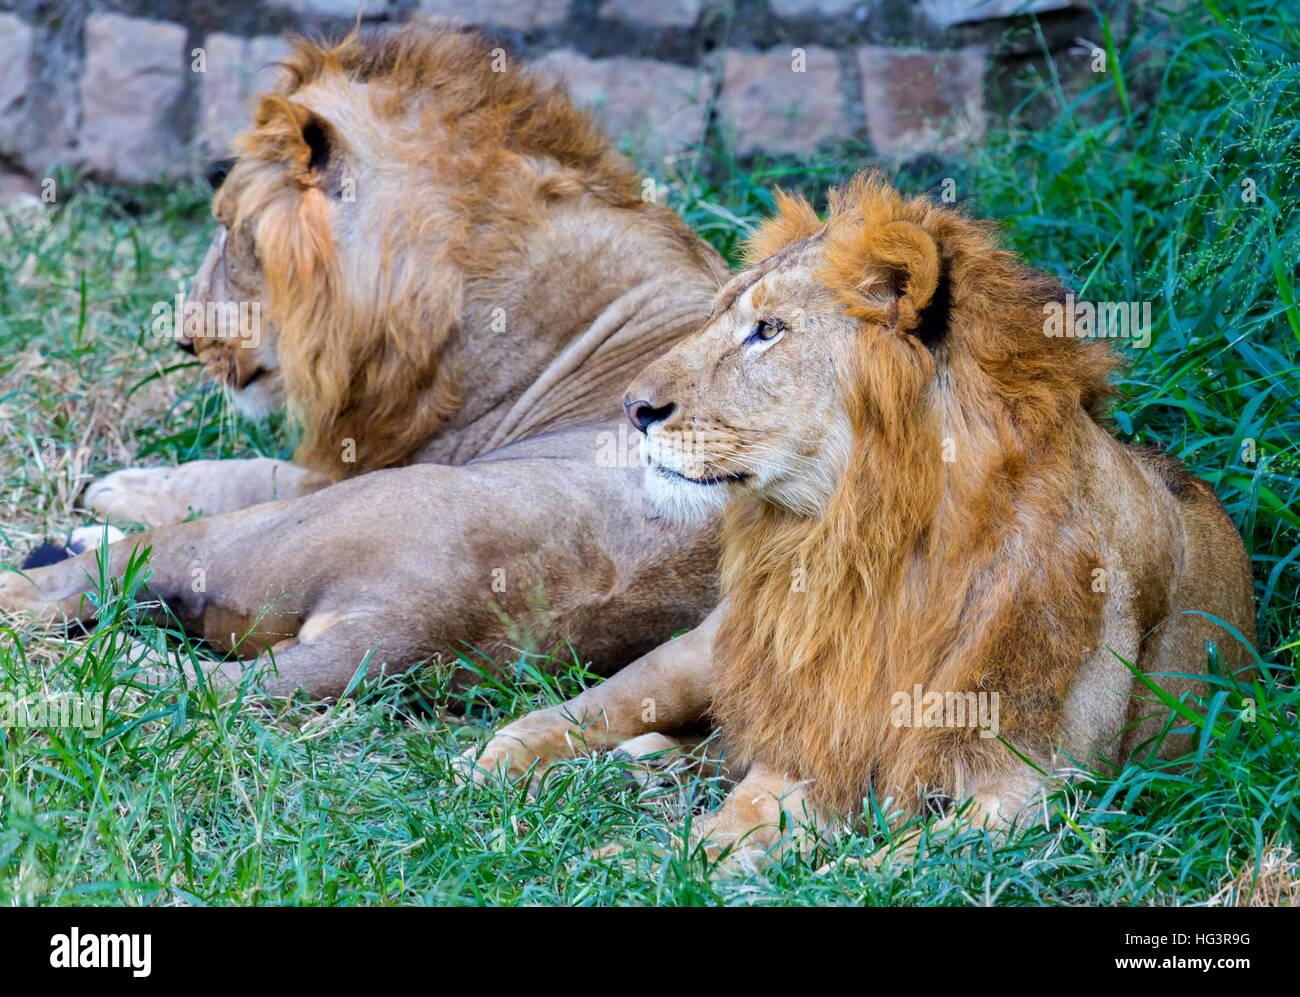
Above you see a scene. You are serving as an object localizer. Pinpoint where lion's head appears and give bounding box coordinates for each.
[182,23,654,476]
[626,173,1118,527]
[625,174,1121,814]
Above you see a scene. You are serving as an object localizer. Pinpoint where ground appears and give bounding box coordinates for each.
[0,3,1296,905]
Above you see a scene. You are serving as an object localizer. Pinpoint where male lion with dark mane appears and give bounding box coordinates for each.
[0,23,728,701]
[467,174,1257,865]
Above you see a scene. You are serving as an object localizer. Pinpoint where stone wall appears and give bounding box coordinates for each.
[0,0,1115,195]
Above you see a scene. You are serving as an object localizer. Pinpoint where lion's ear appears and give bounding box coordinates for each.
[284,103,339,188]
[825,218,946,344]
[858,219,941,334]
[298,111,334,176]
[245,95,340,188]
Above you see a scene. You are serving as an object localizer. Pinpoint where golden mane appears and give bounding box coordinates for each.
[713,174,1121,817]
[273,27,643,207]
[221,22,653,476]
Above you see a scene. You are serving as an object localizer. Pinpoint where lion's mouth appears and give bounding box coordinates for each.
[653,465,752,487]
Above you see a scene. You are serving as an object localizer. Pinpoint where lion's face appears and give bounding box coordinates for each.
[181,66,380,421]
[625,240,859,523]
[178,44,440,425]
[183,201,282,418]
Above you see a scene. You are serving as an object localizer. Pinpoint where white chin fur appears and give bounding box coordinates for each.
[228,378,282,420]
[642,466,735,524]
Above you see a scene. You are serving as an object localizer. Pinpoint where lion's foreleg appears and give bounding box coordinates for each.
[83,457,328,526]
[463,602,726,782]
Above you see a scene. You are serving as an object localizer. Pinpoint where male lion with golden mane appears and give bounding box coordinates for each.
[467,174,1257,865]
[1,24,727,700]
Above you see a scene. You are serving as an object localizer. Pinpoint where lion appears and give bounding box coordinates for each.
[80,22,726,527]
[464,174,1258,866]
[0,23,728,701]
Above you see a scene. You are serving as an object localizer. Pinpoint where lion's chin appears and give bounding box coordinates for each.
[227,376,284,420]
[642,465,739,525]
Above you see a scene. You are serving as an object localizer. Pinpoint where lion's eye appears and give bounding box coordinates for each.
[749,318,785,345]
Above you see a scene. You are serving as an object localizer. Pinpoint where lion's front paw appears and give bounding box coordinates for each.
[589,814,758,869]
[684,815,772,872]
[83,467,194,527]
[589,816,765,872]
[458,709,577,786]
[686,813,744,860]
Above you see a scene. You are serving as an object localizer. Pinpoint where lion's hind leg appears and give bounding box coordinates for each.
[0,568,92,624]
[0,536,148,624]
[209,608,412,701]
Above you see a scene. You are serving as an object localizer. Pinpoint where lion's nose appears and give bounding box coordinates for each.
[623,398,676,434]
[176,336,197,356]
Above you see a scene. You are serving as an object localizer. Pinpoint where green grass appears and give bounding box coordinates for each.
[0,0,1297,905]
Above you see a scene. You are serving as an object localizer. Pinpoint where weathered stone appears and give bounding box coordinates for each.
[0,0,1113,185]
[0,15,34,124]
[598,0,703,28]
[858,45,986,158]
[78,13,188,182]
[535,50,709,154]
[200,34,291,157]
[718,46,853,156]
[269,0,386,16]
[418,0,571,31]
[769,0,864,17]
[0,15,82,179]
[921,0,1083,30]
[0,13,35,165]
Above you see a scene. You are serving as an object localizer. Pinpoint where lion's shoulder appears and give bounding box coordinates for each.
[1127,443,1199,502]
